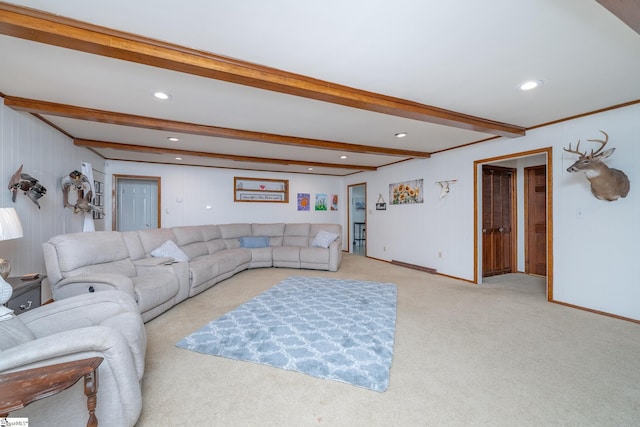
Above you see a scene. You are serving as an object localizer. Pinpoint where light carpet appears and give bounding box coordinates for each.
[176,276,397,392]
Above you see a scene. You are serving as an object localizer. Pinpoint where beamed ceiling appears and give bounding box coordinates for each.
[1,1,639,176]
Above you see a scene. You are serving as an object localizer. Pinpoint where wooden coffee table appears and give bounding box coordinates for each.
[0,357,103,426]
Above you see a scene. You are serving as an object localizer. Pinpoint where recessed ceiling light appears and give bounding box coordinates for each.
[395,132,408,138]
[167,137,180,142]
[340,155,348,159]
[519,80,544,91]
[175,157,183,160]
[308,167,314,171]
[154,91,171,100]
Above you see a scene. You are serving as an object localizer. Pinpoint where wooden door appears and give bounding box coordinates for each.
[525,166,547,276]
[482,165,515,277]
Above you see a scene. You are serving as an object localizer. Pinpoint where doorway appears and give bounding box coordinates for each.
[113,175,161,231]
[348,183,366,256]
[474,148,553,300]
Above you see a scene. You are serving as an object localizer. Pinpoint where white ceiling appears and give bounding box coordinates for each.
[1,0,639,176]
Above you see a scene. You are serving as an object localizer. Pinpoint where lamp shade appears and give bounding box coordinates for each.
[0,208,24,241]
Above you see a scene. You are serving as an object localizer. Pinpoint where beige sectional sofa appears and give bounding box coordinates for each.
[43,223,342,322]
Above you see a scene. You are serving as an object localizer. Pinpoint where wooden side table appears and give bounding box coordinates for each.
[0,357,103,426]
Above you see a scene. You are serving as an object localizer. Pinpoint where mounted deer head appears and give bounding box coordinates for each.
[564,130,630,201]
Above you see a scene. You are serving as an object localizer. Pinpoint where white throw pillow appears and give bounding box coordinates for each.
[150,240,190,262]
[311,230,339,248]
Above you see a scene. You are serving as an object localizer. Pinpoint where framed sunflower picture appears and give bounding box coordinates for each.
[389,179,423,205]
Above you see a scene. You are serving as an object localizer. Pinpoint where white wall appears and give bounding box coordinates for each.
[0,99,105,280]
[3,97,638,320]
[104,161,345,236]
[345,103,639,320]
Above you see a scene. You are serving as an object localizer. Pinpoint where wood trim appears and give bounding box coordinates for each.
[0,3,525,138]
[5,96,430,159]
[596,0,640,35]
[390,260,437,274]
[550,300,640,325]
[75,139,377,171]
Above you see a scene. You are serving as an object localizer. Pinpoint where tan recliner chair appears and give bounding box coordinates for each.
[0,290,146,427]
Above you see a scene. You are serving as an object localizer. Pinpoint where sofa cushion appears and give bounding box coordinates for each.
[132,273,179,313]
[187,256,221,288]
[150,240,190,262]
[122,231,146,260]
[0,316,36,351]
[311,230,340,248]
[219,224,252,239]
[137,228,177,255]
[172,226,209,259]
[200,224,222,241]
[48,231,131,272]
[283,223,310,247]
[300,247,330,263]
[65,258,137,279]
[206,239,227,255]
[239,236,270,248]
[172,226,204,246]
[248,247,273,268]
[251,223,285,246]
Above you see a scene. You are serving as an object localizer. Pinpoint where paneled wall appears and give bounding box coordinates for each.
[0,99,104,281]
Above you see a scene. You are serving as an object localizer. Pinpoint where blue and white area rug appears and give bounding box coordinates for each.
[176,276,397,392]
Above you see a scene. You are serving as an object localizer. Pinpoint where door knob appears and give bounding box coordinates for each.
[499,227,504,232]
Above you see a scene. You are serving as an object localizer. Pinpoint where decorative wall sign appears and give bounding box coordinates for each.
[376,193,386,210]
[390,179,423,205]
[234,177,288,203]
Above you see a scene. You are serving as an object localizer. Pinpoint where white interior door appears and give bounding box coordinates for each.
[117,179,158,231]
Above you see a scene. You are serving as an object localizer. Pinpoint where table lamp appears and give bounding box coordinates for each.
[0,207,24,280]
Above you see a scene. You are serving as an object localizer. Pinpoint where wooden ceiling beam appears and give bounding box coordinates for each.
[74,139,378,171]
[0,3,525,138]
[596,0,640,35]
[5,96,430,158]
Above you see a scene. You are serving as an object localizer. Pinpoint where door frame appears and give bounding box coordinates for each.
[473,147,553,300]
[524,164,547,275]
[347,182,367,255]
[112,174,162,231]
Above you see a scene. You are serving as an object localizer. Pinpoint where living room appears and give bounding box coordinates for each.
[1,1,639,425]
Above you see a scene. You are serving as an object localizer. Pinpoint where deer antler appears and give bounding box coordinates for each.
[564,139,586,157]
[586,130,609,157]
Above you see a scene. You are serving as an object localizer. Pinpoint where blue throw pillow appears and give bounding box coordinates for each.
[240,236,270,248]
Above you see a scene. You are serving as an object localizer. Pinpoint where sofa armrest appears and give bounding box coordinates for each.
[328,239,342,272]
[132,256,173,267]
[134,261,191,304]
[20,290,138,332]
[0,326,142,423]
[52,273,136,301]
